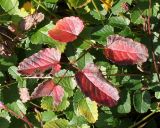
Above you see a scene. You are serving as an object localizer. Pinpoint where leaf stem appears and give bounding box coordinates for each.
[129,112,156,128]
[4,105,33,128]
[32,0,57,18]
[91,0,104,26]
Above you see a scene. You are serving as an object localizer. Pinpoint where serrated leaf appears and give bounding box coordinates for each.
[0,0,22,16]
[8,66,26,88]
[117,90,131,113]
[131,10,144,24]
[0,110,11,122]
[41,111,57,122]
[43,119,69,128]
[31,80,64,106]
[109,16,130,27]
[77,52,94,69]
[75,64,120,107]
[155,91,160,99]
[54,70,76,97]
[104,35,149,65]
[18,48,61,76]
[77,97,98,123]
[41,93,70,111]
[93,25,114,36]
[31,22,66,52]
[7,100,26,117]
[133,91,151,113]
[67,0,91,8]
[41,96,53,110]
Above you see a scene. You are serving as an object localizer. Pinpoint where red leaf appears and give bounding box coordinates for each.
[48,16,84,43]
[75,64,120,107]
[18,48,61,76]
[104,35,149,65]
[31,80,64,105]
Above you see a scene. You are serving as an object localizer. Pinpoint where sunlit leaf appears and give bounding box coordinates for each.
[67,0,91,8]
[31,80,64,106]
[104,35,149,65]
[18,48,61,76]
[48,16,84,43]
[75,64,120,107]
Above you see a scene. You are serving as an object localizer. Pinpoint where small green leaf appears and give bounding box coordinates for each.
[0,118,9,128]
[109,16,130,27]
[0,110,11,122]
[41,111,57,122]
[117,90,131,113]
[133,91,151,113]
[41,94,70,111]
[0,0,22,16]
[41,96,53,110]
[131,10,144,24]
[77,52,94,69]
[93,25,114,36]
[7,100,27,117]
[77,97,98,123]
[43,119,69,128]
[54,70,76,97]
[155,91,160,99]
[31,22,66,52]
[45,0,58,3]
[8,66,26,88]
[67,0,91,8]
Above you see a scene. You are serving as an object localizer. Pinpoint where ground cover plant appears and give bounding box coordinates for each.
[0,0,160,127]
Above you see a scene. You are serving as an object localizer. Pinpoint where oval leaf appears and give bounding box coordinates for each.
[133,90,151,113]
[18,48,61,76]
[48,16,84,43]
[104,35,149,65]
[31,80,64,106]
[75,64,120,107]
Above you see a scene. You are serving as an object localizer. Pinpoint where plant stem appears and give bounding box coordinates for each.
[129,112,156,128]
[5,106,33,128]
[33,0,57,18]
[91,0,104,26]
[147,0,160,82]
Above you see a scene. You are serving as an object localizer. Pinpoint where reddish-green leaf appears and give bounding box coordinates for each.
[75,64,120,107]
[31,80,64,106]
[18,48,61,76]
[104,35,149,65]
[48,16,84,43]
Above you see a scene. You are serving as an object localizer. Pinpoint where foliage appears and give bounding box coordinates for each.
[0,0,160,128]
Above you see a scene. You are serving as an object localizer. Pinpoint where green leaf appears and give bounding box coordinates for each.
[41,96,53,111]
[7,100,27,117]
[77,52,94,69]
[117,90,131,113]
[0,0,22,16]
[111,0,133,14]
[45,0,58,3]
[92,25,114,36]
[131,9,144,24]
[133,91,151,113]
[67,0,91,8]
[74,90,98,123]
[8,66,26,88]
[41,93,70,111]
[43,119,69,128]
[31,22,66,52]
[155,91,160,99]
[109,16,130,27]
[41,111,57,122]
[54,70,76,97]
[0,110,11,122]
